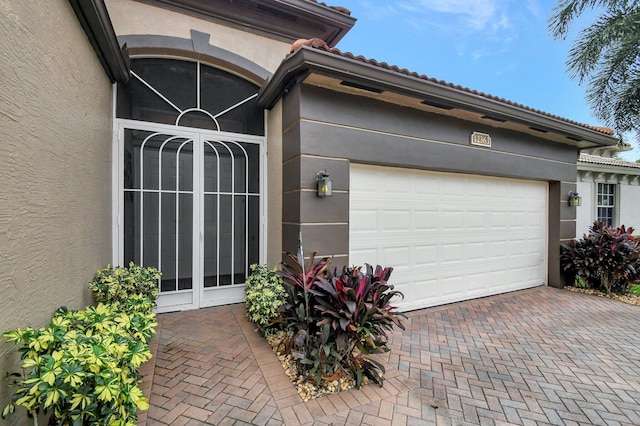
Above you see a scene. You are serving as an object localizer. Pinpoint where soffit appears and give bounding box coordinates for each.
[133,0,356,46]
[304,74,593,148]
[259,46,618,149]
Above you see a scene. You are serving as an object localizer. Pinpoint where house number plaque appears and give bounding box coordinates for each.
[470,132,491,147]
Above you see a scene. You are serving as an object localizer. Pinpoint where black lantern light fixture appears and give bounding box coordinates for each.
[316,170,332,198]
[568,191,582,207]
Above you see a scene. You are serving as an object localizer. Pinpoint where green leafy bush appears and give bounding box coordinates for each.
[561,221,640,294]
[244,264,286,329]
[2,298,156,425]
[277,250,405,388]
[90,263,161,306]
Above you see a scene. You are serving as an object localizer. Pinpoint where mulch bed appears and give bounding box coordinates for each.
[564,286,640,306]
[265,331,357,401]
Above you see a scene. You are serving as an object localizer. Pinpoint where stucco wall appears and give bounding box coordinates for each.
[266,102,283,267]
[0,1,113,422]
[619,185,640,229]
[577,169,640,234]
[104,0,291,74]
[281,83,580,286]
[576,181,595,234]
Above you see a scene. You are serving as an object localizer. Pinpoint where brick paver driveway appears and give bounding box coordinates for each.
[139,287,640,425]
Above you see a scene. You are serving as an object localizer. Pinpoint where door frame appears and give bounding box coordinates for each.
[112,119,266,312]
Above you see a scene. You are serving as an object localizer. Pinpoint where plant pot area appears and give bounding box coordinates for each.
[2,264,161,425]
[244,250,405,401]
[266,331,357,401]
[564,286,640,305]
[561,221,640,304]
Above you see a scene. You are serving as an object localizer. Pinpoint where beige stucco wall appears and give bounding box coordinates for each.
[104,0,292,73]
[0,1,113,423]
[266,102,283,267]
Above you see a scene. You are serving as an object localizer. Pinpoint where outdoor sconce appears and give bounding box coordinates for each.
[568,191,582,207]
[316,170,332,198]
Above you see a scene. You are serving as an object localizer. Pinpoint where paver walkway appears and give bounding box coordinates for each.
[138,287,640,425]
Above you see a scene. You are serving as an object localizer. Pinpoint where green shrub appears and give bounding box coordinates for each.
[278,250,405,388]
[90,262,161,306]
[244,264,286,329]
[2,299,157,425]
[574,276,587,288]
[561,221,640,294]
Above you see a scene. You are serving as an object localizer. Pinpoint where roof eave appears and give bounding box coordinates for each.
[578,162,640,175]
[258,46,617,148]
[69,0,130,84]
[135,0,356,47]
[270,0,356,46]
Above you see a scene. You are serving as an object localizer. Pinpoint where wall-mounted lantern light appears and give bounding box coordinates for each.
[568,191,582,207]
[316,170,332,198]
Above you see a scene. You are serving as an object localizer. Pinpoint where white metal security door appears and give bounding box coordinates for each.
[116,121,263,312]
[350,164,548,312]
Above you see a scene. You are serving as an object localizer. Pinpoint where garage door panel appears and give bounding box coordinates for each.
[466,242,487,260]
[349,209,378,233]
[350,164,547,312]
[467,211,488,229]
[383,210,411,231]
[414,210,439,230]
[466,180,490,197]
[441,243,465,263]
[488,212,509,229]
[415,183,439,196]
[382,246,411,267]
[442,211,466,230]
[528,212,544,226]
[349,249,378,266]
[414,244,438,266]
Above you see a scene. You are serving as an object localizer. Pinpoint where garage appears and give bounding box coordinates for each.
[258,43,617,297]
[349,164,548,312]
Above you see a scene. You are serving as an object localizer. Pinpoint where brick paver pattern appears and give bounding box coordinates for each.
[140,287,640,425]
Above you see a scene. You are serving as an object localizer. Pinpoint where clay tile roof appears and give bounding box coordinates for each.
[300,42,616,137]
[579,153,640,169]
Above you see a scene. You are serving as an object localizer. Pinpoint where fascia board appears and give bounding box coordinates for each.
[69,0,130,84]
[578,163,640,176]
[139,0,355,47]
[271,0,356,45]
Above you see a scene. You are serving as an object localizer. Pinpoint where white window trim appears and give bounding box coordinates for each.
[595,181,618,227]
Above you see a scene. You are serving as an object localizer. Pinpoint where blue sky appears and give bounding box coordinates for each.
[332,0,638,161]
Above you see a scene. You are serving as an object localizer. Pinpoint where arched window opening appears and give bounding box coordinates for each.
[117,58,264,135]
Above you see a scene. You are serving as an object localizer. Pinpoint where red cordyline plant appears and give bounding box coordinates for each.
[278,245,405,388]
[312,264,405,387]
[561,221,640,294]
[280,249,331,322]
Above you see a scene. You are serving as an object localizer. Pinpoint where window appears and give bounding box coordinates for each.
[117,58,264,136]
[597,183,616,226]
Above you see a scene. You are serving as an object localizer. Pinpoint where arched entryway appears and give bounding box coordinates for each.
[114,58,265,312]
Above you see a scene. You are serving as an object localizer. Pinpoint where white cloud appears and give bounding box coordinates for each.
[396,0,503,32]
[354,0,531,65]
[525,0,543,19]
[357,1,401,20]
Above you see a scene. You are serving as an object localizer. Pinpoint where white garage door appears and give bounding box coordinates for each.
[349,164,548,312]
